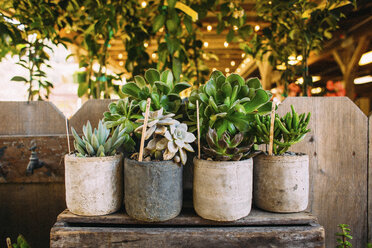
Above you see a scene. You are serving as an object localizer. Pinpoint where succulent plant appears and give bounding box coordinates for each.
[134,108,179,139]
[71,120,127,157]
[251,105,311,155]
[135,109,195,165]
[187,70,272,138]
[121,68,192,114]
[203,128,255,161]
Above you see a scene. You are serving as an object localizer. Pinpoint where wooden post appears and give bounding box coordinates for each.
[196,100,201,159]
[138,98,151,162]
[268,101,276,155]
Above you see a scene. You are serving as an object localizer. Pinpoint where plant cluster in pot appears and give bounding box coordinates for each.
[65,120,126,216]
[188,70,272,221]
[124,107,196,222]
[251,105,311,213]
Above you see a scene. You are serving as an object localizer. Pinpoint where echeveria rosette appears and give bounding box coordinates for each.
[202,128,255,161]
[187,70,273,139]
[164,123,196,165]
[134,108,179,139]
[121,69,192,115]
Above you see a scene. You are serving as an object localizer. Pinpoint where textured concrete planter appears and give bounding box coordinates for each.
[253,153,309,213]
[65,153,123,216]
[124,158,183,222]
[193,158,253,221]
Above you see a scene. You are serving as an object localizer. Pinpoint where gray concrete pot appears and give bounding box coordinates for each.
[193,158,253,221]
[124,158,183,222]
[253,153,309,213]
[65,153,123,216]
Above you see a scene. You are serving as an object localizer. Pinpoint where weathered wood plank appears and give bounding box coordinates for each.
[0,183,65,248]
[0,135,70,183]
[0,101,66,135]
[57,208,318,226]
[50,225,325,248]
[277,97,368,247]
[69,99,114,133]
[369,113,372,243]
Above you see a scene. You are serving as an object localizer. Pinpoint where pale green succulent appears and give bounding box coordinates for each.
[134,108,179,140]
[71,120,127,157]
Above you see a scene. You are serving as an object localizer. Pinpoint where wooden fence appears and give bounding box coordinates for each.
[0,97,370,247]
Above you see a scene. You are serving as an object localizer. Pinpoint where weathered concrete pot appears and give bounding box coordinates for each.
[124,158,183,222]
[65,153,123,216]
[193,158,253,221]
[253,153,309,213]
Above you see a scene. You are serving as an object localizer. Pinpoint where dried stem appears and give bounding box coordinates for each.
[138,98,151,162]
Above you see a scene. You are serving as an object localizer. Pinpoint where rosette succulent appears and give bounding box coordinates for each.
[203,128,255,161]
[71,120,126,157]
[121,68,191,114]
[187,70,272,138]
[134,108,179,139]
[135,109,195,165]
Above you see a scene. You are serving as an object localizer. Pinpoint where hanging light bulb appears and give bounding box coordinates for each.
[231,61,235,66]
[254,25,260,32]
[144,42,149,48]
[204,42,209,48]
[141,1,147,8]
[207,25,212,31]
[224,41,229,48]
[118,53,123,59]
[225,68,230,73]
[119,61,124,66]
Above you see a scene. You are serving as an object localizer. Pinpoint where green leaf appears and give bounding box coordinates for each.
[204,80,216,97]
[221,82,232,97]
[153,15,166,33]
[246,77,262,89]
[154,81,171,94]
[226,29,234,43]
[11,76,28,82]
[167,0,177,8]
[134,75,147,88]
[226,73,245,86]
[172,57,182,82]
[160,69,174,88]
[121,82,141,98]
[145,68,160,86]
[243,89,270,113]
[166,19,177,33]
[173,82,191,94]
[184,16,192,34]
[77,82,89,97]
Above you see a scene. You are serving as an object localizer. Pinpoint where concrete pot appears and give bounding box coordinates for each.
[193,158,253,221]
[124,158,183,222]
[253,153,309,213]
[65,153,123,216]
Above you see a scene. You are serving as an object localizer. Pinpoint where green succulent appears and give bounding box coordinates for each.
[71,120,127,157]
[203,128,255,161]
[121,68,192,114]
[187,70,272,138]
[251,105,311,155]
[103,98,142,133]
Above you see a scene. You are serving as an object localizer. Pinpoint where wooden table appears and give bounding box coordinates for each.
[50,207,325,248]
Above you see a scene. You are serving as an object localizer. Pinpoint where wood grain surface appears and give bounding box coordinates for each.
[277,97,368,247]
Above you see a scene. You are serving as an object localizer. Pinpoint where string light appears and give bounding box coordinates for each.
[224,41,229,48]
[204,42,209,48]
[241,53,245,58]
[233,25,238,31]
[118,53,123,59]
[144,42,149,48]
[254,25,260,32]
[237,68,241,73]
[225,68,230,73]
[141,1,147,8]
[231,61,235,66]
[152,53,156,59]
[207,25,212,31]
[119,61,124,66]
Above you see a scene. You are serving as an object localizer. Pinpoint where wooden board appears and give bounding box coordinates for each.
[51,225,324,248]
[57,208,318,226]
[0,101,66,135]
[369,113,372,243]
[0,183,65,248]
[69,99,115,133]
[0,135,70,183]
[277,97,368,247]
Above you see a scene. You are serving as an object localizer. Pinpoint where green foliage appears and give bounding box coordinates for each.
[336,224,353,248]
[251,105,311,155]
[6,234,30,248]
[71,120,127,157]
[122,69,191,114]
[203,128,255,161]
[11,39,53,101]
[187,70,272,138]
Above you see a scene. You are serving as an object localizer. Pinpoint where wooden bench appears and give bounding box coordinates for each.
[50,206,325,247]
